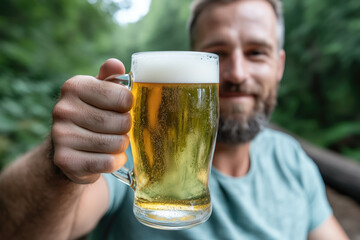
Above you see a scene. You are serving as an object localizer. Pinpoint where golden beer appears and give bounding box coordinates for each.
[111,51,219,229]
[130,82,218,215]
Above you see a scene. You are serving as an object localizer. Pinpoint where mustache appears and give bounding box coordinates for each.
[219,82,262,96]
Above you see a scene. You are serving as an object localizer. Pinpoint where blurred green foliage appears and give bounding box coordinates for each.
[274,0,360,161]
[0,0,359,169]
[0,0,119,166]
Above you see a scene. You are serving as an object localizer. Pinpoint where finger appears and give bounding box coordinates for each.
[61,76,133,113]
[52,122,130,154]
[54,97,132,134]
[97,58,126,80]
[54,147,127,183]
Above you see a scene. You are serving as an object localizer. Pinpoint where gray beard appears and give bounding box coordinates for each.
[216,110,269,144]
[216,82,278,145]
[216,89,278,145]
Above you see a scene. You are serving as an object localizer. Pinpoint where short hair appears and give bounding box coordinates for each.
[188,0,285,50]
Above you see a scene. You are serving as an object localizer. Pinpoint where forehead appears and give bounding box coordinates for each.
[194,0,278,49]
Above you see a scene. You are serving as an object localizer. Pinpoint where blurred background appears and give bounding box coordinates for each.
[1,0,359,168]
[1,0,360,237]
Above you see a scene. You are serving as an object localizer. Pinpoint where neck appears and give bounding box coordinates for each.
[212,142,251,177]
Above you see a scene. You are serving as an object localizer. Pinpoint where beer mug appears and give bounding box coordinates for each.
[106,51,219,230]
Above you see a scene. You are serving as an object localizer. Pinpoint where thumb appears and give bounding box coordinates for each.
[97,58,126,80]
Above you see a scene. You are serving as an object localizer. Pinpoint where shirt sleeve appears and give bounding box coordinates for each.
[297,146,333,232]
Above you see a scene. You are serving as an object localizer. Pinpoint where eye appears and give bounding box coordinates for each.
[204,47,229,58]
[247,49,265,57]
[206,50,225,58]
[214,51,227,58]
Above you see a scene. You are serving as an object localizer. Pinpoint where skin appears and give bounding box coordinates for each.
[0,0,349,239]
[0,59,130,239]
[193,0,285,177]
[193,1,348,239]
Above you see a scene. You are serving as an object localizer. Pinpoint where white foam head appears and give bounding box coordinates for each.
[131,51,219,84]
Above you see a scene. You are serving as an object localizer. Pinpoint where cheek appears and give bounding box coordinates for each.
[219,100,232,115]
[219,60,230,80]
[250,64,277,99]
[262,80,278,101]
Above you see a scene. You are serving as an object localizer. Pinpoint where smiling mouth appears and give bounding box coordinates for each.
[219,82,259,98]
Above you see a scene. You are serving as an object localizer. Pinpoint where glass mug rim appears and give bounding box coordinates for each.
[132,50,219,59]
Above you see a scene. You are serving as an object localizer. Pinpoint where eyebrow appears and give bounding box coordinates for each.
[198,39,275,51]
[244,40,274,51]
[197,40,230,50]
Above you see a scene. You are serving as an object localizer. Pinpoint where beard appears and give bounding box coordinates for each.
[216,81,278,145]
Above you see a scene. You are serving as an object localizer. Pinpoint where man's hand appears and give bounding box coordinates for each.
[52,58,133,184]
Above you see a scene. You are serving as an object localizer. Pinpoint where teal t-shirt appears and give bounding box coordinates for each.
[90,129,332,239]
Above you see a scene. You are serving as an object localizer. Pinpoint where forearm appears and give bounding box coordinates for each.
[308,215,349,240]
[0,60,132,239]
[0,138,85,240]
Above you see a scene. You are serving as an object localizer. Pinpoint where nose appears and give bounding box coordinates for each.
[221,49,248,84]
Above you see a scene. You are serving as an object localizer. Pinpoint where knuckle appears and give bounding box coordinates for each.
[61,75,89,96]
[52,101,72,121]
[61,77,78,95]
[51,122,76,148]
[51,123,67,142]
[53,147,71,171]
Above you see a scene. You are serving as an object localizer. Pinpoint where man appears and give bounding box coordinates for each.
[0,0,349,239]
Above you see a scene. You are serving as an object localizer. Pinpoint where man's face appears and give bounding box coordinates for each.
[193,0,285,144]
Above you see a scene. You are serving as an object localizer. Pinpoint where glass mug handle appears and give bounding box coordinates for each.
[104,73,135,189]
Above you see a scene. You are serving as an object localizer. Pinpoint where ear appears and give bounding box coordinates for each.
[276,50,286,83]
